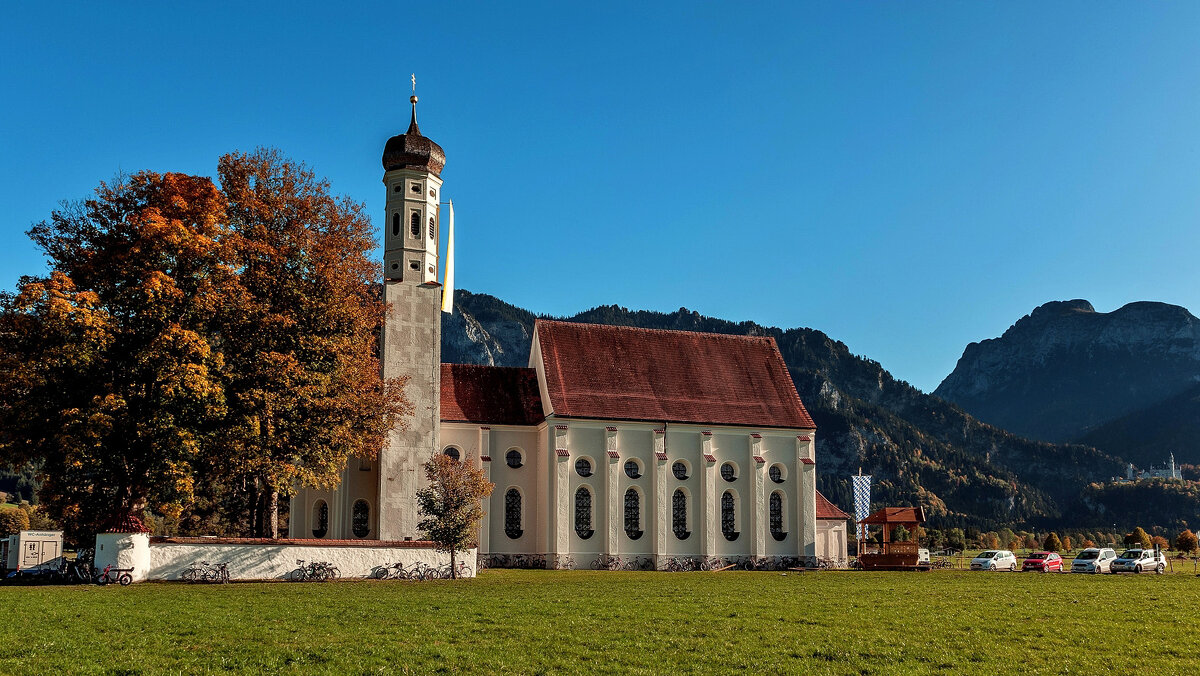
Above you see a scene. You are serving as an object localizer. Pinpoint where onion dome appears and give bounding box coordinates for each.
[382,95,445,176]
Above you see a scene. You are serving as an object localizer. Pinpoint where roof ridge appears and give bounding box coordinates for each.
[443,363,534,371]
[535,318,777,343]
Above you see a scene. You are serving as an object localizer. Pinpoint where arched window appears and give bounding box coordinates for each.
[575,457,592,477]
[624,459,641,479]
[672,461,689,480]
[352,500,370,538]
[770,491,786,541]
[443,447,460,462]
[624,488,642,540]
[410,212,420,238]
[769,464,785,484]
[721,491,738,541]
[504,488,522,539]
[428,215,436,240]
[574,487,593,539]
[672,489,689,539]
[391,213,400,237]
[312,500,328,539]
[506,449,523,468]
[720,462,737,482]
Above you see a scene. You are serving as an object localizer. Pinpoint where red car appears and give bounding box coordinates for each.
[1022,551,1063,572]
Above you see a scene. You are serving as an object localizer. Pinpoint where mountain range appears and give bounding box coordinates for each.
[935,299,1200,468]
[442,290,1128,530]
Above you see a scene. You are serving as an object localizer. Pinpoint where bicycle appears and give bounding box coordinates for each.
[591,554,623,571]
[291,559,339,582]
[182,561,231,583]
[94,564,133,586]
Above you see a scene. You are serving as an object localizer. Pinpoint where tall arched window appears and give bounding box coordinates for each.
[721,491,738,541]
[312,500,328,539]
[574,487,593,539]
[672,489,689,539]
[391,213,400,237]
[770,491,786,541]
[409,212,420,238]
[624,488,642,540]
[504,488,522,539]
[352,500,370,538]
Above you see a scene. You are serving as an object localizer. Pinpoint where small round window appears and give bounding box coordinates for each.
[720,462,737,482]
[575,457,592,477]
[624,459,641,479]
[443,447,460,462]
[506,449,523,468]
[769,464,785,484]
[672,461,689,480]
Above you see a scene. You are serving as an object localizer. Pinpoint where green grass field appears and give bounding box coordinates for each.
[2,569,1199,674]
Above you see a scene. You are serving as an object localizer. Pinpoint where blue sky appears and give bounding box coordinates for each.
[3,2,1199,392]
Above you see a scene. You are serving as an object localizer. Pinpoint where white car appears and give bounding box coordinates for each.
[1071,547,1117,574]
[970,550,1017,571]
[1110,548,1167,574]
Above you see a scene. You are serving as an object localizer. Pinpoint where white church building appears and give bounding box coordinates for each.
[288,97,850,569]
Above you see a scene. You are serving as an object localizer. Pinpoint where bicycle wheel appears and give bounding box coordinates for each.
[118,573,132,586]
[327,567,340,580]
[181,568,198,583]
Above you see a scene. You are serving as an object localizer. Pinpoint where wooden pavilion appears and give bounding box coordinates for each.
[856,506,927,570]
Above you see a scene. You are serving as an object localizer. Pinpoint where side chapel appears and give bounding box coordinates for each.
[289,96,850,567]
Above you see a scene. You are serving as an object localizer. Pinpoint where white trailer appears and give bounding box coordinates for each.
[3,530,64,571]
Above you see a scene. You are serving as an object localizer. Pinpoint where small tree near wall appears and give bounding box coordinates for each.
[416,454,494,579]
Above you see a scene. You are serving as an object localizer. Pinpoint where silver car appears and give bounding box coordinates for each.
[1070,547,1116,573]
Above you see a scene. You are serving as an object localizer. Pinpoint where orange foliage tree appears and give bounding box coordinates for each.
[0,173,233,540]
[214,149,410,537]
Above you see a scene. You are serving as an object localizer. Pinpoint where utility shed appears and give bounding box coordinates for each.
[3,530,63,571]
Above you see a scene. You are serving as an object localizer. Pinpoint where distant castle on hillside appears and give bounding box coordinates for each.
[1118,453,1182,482]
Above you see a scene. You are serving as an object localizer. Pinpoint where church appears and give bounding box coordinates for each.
[288,97,850,568]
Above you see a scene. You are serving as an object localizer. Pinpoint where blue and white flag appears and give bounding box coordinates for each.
[851,474,872,540]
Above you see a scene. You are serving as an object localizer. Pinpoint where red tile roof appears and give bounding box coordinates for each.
[535,320,816,429]
[859,506,926,526]
[815,491,850,521]
[440,364,545,426]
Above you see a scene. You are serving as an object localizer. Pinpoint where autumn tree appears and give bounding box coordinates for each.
[1151,535,1169,551]
[213,149,409,537]
[416,453,494,578]
[1125,527,1152,549]
[0,508,30,537]
[1043,532,1062,552]
[1175,530,1198,555]
[1062,535,1072,552]
[1023,533,1038,551]
[0,173,232,540]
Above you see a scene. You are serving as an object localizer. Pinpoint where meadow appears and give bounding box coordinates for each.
[2,569,1198,675]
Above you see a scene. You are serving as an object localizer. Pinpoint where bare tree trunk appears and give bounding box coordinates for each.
[267,490,279,539]
[249,478,260,537]
[450,548,457,579]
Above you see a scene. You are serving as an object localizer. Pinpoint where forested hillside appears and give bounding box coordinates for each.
[443,290,1126,529]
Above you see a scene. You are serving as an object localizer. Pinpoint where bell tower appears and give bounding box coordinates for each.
[377,94,446,540]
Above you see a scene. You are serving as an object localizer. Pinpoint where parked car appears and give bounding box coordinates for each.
[1110,548,1167,574]
[917,549,931,565]
[970,550,1017,571]
[1071,548,1117,574]
[1022,551,1063,572]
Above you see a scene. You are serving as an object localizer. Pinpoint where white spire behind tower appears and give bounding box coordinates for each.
[441,199,455,313]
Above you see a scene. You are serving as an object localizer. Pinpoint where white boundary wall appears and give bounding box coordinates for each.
[95,533,474,583]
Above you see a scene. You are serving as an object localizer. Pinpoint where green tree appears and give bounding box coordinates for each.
[1023,533,1038,551]
[1175,530,1198,555]
[1125,527,1152,548]
[1043,532,1062,552]
[891,525,910,542]
[0,508,30,536]
[0,172,233,541]
[945,528,966,552]
[416,453,494,579]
